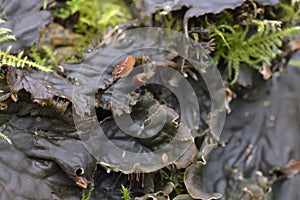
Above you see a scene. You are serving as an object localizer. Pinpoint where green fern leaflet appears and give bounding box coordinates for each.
[211,20,300,84]
[0,19,51,72]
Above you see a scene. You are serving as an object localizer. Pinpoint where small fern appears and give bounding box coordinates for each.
[211,19,300,84]
[0,132,12,144]
[0,19,51,72]
[0,47,52,72]
[0,24,16,43]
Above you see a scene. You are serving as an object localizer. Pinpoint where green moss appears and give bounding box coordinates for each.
[56,0,132,62]
[29,45,59,71]
[171,170,186,196]
[273,0,300,25]
[121,185,131,200]
[58,0,131,36]
[80,188,93,200]
[154,12,183,32]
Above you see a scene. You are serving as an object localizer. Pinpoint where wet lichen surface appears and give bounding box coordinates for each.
[0,0,300,200]
[200,62,300,200]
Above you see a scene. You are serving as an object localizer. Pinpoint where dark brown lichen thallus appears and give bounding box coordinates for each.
[112,55,136,78]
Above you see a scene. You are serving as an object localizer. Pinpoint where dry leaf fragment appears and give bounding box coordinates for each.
[225,87,233,103]
[225,87,234,113]
[112,55,136,78]
[276,159,300,178]
[259,62,272,80]
[289,39,300,51]
[132,73,148,87]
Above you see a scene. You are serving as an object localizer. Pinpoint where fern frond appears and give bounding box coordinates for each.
[211,19,300,84]
[0,22,16,43]
[0,28,11,34]
[0,47,52,72]
[0,132,12,144]
[0,19,52,72]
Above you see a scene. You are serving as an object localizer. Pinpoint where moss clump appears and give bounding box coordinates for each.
[58,0,131,36]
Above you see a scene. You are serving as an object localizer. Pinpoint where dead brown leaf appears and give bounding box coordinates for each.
[276,159,300,178]
[288,39,300,51]
[259,62,272,80]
